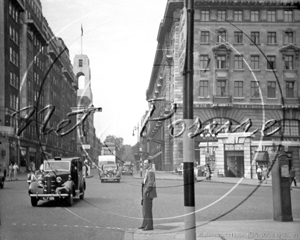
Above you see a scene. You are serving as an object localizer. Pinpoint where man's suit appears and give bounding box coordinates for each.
[141,168,157,230]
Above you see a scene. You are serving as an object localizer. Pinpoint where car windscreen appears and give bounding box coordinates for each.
[44,161,70,172]
[103,165,117,170]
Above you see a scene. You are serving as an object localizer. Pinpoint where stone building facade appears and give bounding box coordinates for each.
[143,0,300,180]
[0,0,100,172]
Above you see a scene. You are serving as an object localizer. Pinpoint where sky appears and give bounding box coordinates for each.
[40,0,168,146]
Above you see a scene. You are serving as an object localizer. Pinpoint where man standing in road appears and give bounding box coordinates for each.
[139,159,157,231]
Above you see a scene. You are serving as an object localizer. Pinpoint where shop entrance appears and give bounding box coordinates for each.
[225,151,244,177]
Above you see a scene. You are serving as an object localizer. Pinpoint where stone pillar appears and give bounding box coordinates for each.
[215,138,225,177]
[244,138,251,178]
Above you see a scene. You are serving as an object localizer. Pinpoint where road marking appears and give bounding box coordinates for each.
[11,223,126,231]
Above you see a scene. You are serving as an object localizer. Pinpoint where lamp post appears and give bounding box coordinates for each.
[133,124,142,177]
[201,133,210,164]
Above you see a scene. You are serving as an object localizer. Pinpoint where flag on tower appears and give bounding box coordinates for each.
[81,24,83,36]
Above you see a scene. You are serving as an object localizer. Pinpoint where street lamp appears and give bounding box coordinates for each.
[133,124,143,177]
[200,132,212,165]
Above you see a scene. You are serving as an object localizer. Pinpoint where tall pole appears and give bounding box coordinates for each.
[138,124,143,177]
[183,0,196,240]
[81,24,83,54]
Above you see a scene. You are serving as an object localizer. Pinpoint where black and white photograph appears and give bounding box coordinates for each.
[0,0,300,239]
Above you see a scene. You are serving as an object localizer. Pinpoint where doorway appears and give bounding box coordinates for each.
[225,151,244,177]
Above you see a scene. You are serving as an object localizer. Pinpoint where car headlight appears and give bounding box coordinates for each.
[56,177,62,183]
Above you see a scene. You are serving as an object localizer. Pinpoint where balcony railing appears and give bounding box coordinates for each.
[212,95,232,107]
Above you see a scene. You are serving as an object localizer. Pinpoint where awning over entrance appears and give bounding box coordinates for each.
[253,151,268,162]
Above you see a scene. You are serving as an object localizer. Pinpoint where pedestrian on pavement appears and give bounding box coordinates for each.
[8,163,13,181]
[205,164,211,180]
[257,165,262,183]
[13,162,19,180]
[262,165,268,184]
[289,166,297,189]
[139,159,157,231]
[2,163,7,181]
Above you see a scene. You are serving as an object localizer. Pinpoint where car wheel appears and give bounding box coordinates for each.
[31,197,38,207]
[117,179,120,183]
[66,193,73,207]
[101,179,104,183]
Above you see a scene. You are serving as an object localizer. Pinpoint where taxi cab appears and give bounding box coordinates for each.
[28,157,86,206]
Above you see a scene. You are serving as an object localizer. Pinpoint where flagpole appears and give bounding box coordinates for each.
[81,24,83,54]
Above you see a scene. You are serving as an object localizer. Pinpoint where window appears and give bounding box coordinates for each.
[267,56,276,70]
[216,55,226,69]
[251,81,260,98]
[199,81,209,97]
[234,31,243,44]
[234,55,243,69]
[10,47,13,62]
[217,80,226,96]
[267,81,276,98]
[250,32,260,44]
[200,55,210,69]
[250,11,259,21]
[286,81,294,98]
[283,120,299,136]
[201,11,209,21]
[284,10,293,22]
[79,59,83,67]
[250,55,260,69]
[267,32,277,44]
[217,11,226,21]
[284,31,293,44]
[200,31,210,43]
[234,11,243,21]
[234,81,243,97]
[267,11,276,22]
[217,30,226,43]
[284,55,293,70]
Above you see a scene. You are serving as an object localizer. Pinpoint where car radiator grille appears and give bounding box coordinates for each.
[44,176,56,194]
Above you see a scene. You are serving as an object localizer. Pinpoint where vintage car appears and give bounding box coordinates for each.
[28,157,86,207]
[121,164,133,175]
[99,164,121,183]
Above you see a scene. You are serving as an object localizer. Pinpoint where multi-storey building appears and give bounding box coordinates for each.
[0,0,98,172]
[143,0,300,180]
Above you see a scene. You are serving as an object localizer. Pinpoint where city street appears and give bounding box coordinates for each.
[1,170,300,240]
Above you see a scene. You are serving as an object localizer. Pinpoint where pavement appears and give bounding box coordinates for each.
[123,171,300,240]
[12,170,300,240]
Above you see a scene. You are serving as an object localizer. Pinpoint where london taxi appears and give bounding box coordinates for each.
[28,156,86,206]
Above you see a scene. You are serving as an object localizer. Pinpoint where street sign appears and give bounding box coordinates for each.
[178,7,187,75]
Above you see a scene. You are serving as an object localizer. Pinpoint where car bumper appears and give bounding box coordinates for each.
[29,193,69,201]
[101,176,121,180]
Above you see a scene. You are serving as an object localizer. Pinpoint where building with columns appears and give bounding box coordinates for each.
[143,0,300,180]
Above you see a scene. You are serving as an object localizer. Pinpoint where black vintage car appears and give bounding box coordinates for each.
[28,157,86,207]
